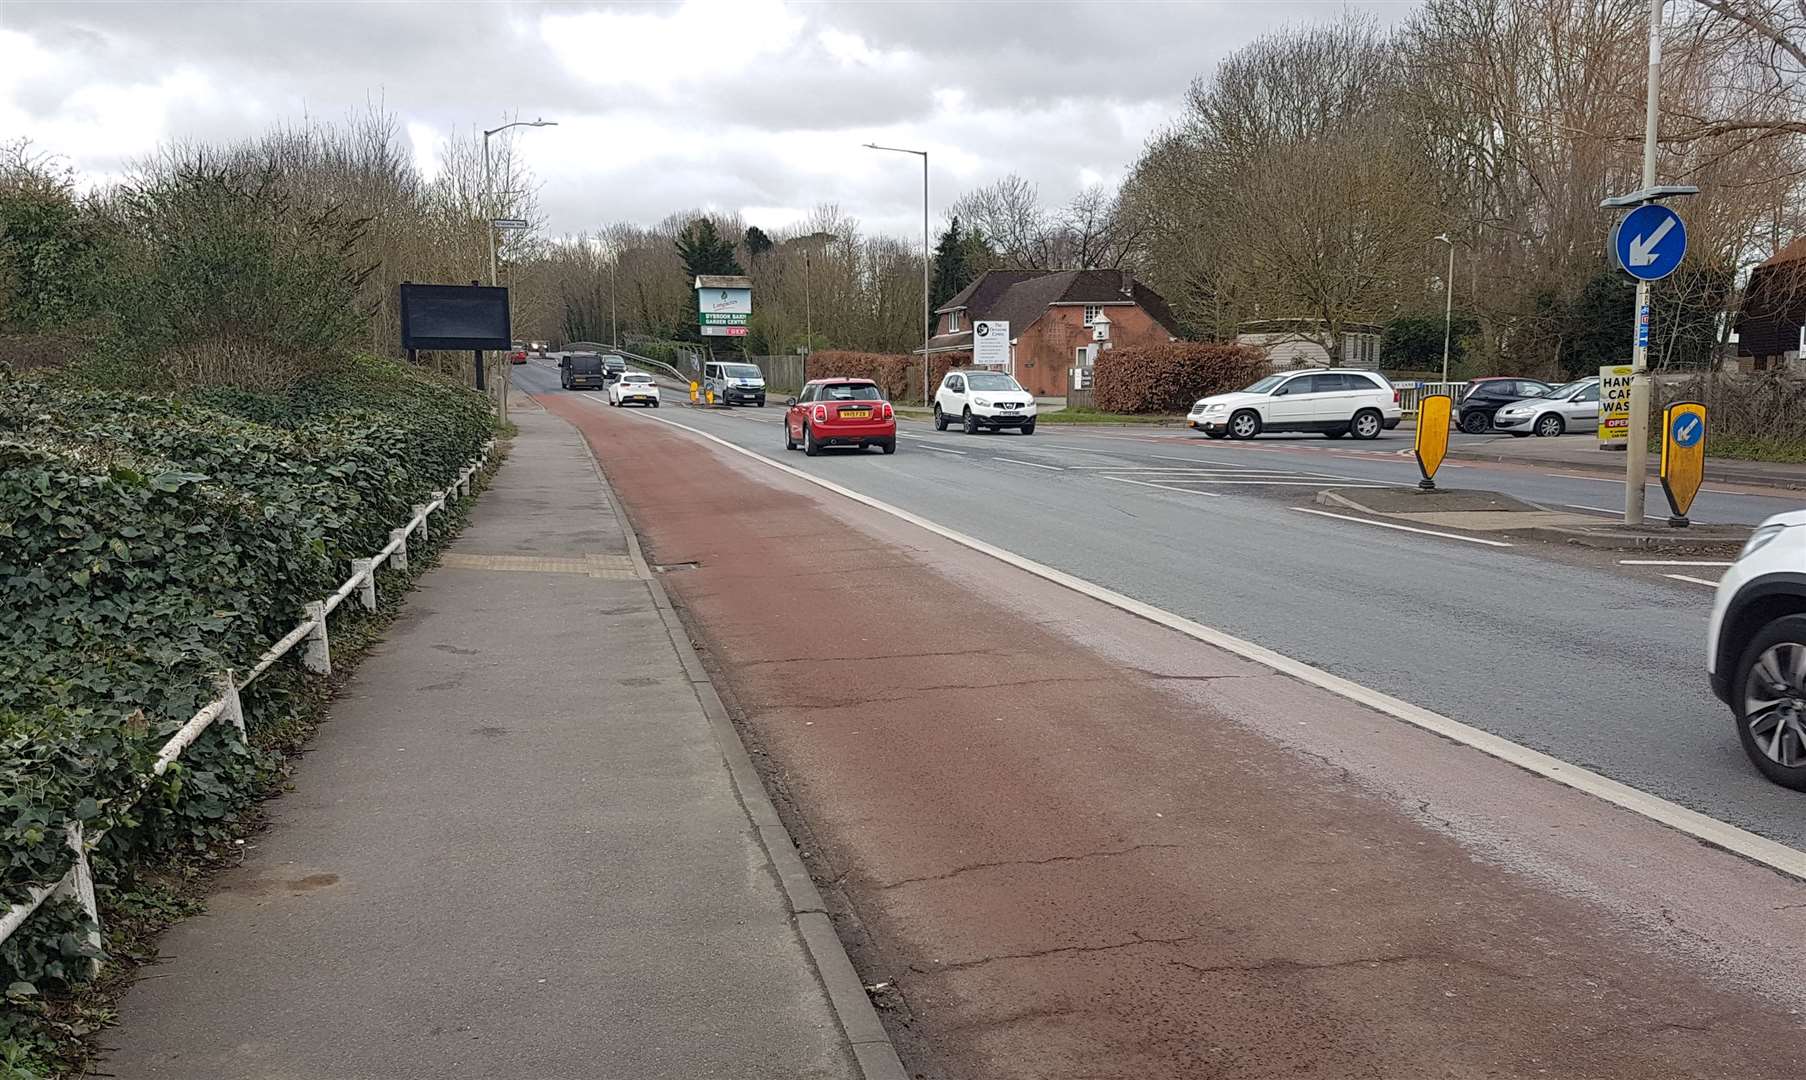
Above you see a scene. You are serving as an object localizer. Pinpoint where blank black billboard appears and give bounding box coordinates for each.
[399,283,511,351]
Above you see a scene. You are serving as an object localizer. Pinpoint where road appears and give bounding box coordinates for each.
[522,368,1806,1080]
[516,362,1805,849]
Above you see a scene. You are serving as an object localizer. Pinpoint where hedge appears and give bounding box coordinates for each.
[0,355,491,1057]
[802,350,970,403]
[1093,343,1269,414]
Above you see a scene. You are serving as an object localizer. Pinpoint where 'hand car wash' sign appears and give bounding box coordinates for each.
[1598,365,1633,445]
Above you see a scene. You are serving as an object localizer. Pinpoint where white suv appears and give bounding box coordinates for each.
[1708,509,1806,790]
[1188,369,1401,440]
[934,370,1037,434]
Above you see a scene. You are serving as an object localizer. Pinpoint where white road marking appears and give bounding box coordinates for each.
[1289,506,1515,547]
[1100,476,1225,498]
[915,443,967,456]
[993,457,1063,471]
[1620,559,1735,567]
[1665,574,1721,587]
[622,408,1806,884]
[1561,503,1619,515]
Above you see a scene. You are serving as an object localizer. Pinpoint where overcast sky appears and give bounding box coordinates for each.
[3,1,1405,240]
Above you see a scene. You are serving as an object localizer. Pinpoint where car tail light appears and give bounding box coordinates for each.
[880,402,894,419]
[811,404,827,423]
[1393,389,1400,404]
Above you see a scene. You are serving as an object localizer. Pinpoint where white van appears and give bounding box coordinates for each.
[703,361,767,407]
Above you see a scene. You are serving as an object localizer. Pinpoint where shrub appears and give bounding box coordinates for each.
[1093,343,1269,414]
[0,355,489,1002]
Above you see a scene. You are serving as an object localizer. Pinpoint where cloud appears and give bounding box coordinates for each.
[2,0,1404,238]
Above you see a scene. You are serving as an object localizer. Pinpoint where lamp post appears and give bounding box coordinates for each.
[864,142,930,405]
[1434,233,1455,384]
[483,117,556,419]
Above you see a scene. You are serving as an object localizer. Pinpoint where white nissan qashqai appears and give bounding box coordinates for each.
[933,370,1037,434]
[1709,509,1806,790]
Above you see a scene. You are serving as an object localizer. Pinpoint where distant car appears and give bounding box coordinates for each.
[1188,369,1401,440]
[704,361,767,406]
[785,378,896,456]
[1709,510,1806,790]
[608,372,661,408]
[509,349,527,365]
[599,354,628,382]
[560,353,607,390]
[1458,377,1555,434]
[1490,377,1600,437]
[933,370,1037,434]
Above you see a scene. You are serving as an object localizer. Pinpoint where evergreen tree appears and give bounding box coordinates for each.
[743,225,774,259]
[930,216,976,313]
[675,218,744,280]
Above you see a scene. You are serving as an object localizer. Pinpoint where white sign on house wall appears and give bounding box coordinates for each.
[972,320,1009,367]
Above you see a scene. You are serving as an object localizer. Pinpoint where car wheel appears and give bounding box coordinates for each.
[1020,420,1035,435]
[1733,615,1806,791]
[1228,409,1261,440]
[881,439,896,455]
[652,400,660,408]
[803,424,820,457]
[1324,428,1347,439]
[933,405,948,431]
[1351,409,1383,440]
[1460,410,1491,435]
[1534,413,1565,438]
[962,408,977,434]
[784,422,797,451]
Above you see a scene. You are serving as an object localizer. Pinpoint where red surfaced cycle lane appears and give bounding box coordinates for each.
[538,392,1806,1080]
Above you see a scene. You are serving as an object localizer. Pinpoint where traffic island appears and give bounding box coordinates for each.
[1315,487,1752,553]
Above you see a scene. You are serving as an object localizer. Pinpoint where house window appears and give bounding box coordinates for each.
[947,311,961,333]
[1083,305,1102,325]
[1075,346,1090,367]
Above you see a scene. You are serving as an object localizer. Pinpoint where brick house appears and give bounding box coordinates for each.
[922,269,1182,397]
[1735,237,1806,374]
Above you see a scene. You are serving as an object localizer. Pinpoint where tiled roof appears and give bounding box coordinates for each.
[925,269,1180,352]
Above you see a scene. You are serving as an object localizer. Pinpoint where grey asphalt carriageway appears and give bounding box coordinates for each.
[514,360,1806,851]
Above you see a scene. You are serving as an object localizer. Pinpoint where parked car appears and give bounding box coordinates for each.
[704,361,767,406]
[784,378,896,456]
[1490,377,1600,437]
[933,370,1037,434]
[1187,369,1401,440]
[560,353,608,390]
[1458,377,1555,434]
[608,371,661,408]
[1708,510,1806,790]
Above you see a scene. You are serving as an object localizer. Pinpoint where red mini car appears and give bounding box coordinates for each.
[509,349,528,365]
[785,378,897,456]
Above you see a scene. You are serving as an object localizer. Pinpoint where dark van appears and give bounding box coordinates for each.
[561,353,607,390]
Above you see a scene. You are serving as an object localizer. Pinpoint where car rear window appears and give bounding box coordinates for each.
[819,383,882,401]
[569,356,603,373]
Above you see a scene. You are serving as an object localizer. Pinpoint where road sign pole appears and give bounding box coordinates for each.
[1624,0,1664,526]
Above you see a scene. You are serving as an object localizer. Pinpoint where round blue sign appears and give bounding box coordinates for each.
[1670,410,1703,448]
[1613,204,1687,282]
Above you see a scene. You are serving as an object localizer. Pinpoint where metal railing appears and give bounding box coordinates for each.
[0,441,495,961]
[1394,381,1469,418]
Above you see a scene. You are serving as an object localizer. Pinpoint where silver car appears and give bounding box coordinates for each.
[1490,377,1601,438]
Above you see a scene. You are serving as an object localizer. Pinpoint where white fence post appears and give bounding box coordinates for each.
[390,528,409,572]
[302,600,331,675]
[412,504,429,545]
[54,823,102,972]
[219,670,245,734]
[352,558,377,611]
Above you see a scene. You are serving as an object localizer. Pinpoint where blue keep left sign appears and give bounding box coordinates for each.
[1613,204,1687,281]
[1670,410,1703,448]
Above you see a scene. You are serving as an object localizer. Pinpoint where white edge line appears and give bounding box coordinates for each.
[1620,559,1735,567]
[1289,506,1515,547]
[629,408,1806,882]
[1664,574,1721,587]
[992,457,1064,471]
[1102,475,1225,498]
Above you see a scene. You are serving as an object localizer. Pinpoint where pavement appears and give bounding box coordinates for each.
[528,375,1806,1080]
[100,404,893,1080]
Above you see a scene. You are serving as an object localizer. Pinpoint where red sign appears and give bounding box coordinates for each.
[700,326,748,337]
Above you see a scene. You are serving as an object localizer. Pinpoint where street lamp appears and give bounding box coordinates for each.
[1434,233,1455,385]
[482,118,556,420]
[863,142,930,405]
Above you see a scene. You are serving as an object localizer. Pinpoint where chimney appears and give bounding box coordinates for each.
[1119,269,1133,298]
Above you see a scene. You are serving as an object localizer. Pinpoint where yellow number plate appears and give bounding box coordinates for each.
[839,409,872,419]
